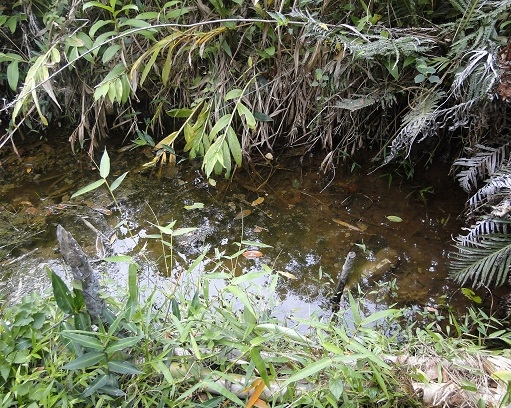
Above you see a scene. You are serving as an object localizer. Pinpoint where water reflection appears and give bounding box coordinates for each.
[0,148,468,317]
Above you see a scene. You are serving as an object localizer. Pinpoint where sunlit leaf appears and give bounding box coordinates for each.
[99,149,110,178]
[184,202,205,210]
[225,88,243,101]
[110,171,128,192]
[386,215,402,222]
[237,102,256,129]
[48,267,74,314]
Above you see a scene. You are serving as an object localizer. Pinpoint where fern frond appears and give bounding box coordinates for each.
[450,233,511,287]
[458,219,511,246]
[468,172,511,209]
[454,143,511,192]
[451,49,499,102]
[384,91,444,163]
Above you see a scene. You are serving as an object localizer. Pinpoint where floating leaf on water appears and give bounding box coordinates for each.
[386,215,402,222]
[235,209,252,219]
[277,270,297,279]
[332,218,363,232]
[253,225,267,233]
[251,197,264,206]
[264,152,274,160]
[184,202,204,210]
[242,250,263,259]
[85,201,112,215]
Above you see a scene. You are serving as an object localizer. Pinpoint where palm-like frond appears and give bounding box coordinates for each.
[384,91,444,163]
[454,144,511,192]
[458,219,511,247]
[450,233,511,287]
[468,171,511,210]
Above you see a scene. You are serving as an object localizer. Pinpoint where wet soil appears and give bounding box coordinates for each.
[0,133,485,320]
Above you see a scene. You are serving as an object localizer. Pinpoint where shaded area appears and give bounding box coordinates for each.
[0,136,475,318]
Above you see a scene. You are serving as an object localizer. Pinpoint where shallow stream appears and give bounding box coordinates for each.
[0,137,470,320]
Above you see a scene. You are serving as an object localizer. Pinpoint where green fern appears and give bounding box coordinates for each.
[450,233,511,287]
[454,144,511,192]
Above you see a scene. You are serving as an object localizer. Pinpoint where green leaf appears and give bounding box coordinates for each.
[226,286,256,322]
[61,332,104,350]
[209,114,231,140]
[48,268,75,314]
[251,347,270,387]
[172,227,198,236]
[7,60,19,91]
[71,179,106,198]
[281,357,332,387]
[103,255,132,262]
[110,171,128,191]
[62,351,105,370]
[105,336,143,353]
[386,215,402,222]
[102,44,121,64]
[74,312,91,331]
[81,373,109,398]
[107,360,144,374]
[226,127,242,166]
[329,377,343,399]
[99,149,110,179]
[224,88,243,101]
[167,108,193,118]
[184,202,204,210]
[237,103,256,129]
[253,111,273,122]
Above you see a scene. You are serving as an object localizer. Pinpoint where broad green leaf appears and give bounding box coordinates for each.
[89,19,113,38]
[81,373,109,398]
[226,127,242,166]
[225,88,243,101]
[48,268,74,314]
[105,336,143,353]
[71,179,106,198]
[102,44,121,64]
[110,171,128,192]
[107,360,143,374]
[94,82,110,100]
[62,351,105,370]
[99,149,110,178]
[251,347,270,387]
[253,111,273,122]
[167,108,193,118]
[61,332,104,350]
[119,19,151,28]
[386,215,402,222]
[74,312,91,331]
[237,103,256,129]
[329,377,343,399]
[209,114,231,140]
[7,60,19,91]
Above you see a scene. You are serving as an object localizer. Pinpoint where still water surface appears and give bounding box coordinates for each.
[0,141,468,319]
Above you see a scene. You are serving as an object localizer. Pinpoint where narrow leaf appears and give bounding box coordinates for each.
[62,351,105,370]
[71,179,106,198]
[110,171,128,192]
[99,149,110,179]
[48,268,75,314]
[105,336,143,353]
[107,360,143,374]
[61,332,104,350]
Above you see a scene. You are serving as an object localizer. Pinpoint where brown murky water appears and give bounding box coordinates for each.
[0,136,471,319]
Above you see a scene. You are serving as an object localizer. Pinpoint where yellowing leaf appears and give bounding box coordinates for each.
[251,197,264,206]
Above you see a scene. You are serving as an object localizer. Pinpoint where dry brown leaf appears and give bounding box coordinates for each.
[251,197,264,206]
[242,250,263,259]
[235,209,252,219]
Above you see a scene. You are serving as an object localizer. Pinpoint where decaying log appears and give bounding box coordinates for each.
[332,251,356,305]
[56,224,104,319]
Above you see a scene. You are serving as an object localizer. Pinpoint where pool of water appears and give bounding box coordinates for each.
[0,137,469,319]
